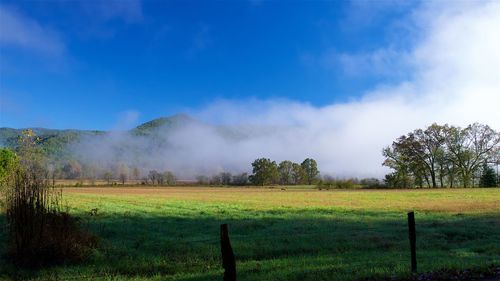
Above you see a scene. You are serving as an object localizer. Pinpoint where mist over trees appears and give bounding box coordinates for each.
[383,123,499,188]
[3,121,499,189]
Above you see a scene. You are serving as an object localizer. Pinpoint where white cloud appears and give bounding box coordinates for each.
[73,1,500,179]
[0,5,65,55]
[187,0,500,177]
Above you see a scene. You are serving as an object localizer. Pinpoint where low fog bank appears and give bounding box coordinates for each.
[73,1,500,179]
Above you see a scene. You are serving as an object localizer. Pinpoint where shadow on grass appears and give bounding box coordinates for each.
[0,208,498,281]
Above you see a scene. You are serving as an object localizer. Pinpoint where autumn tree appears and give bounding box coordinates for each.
[62,160,82,179]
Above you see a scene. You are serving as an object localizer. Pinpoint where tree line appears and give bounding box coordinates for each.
[2,125,498,188]
[382,123,499,188]
[248,158,319,186]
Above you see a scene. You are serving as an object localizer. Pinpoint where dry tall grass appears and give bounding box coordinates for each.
[4,130,97,268]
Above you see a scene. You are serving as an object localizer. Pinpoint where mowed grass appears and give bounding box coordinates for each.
[0,187,499,281]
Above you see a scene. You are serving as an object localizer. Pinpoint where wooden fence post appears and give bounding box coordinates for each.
[407,211,417,273]
[220,224,236,281]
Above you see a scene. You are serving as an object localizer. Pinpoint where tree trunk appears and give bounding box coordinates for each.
[430,163,437,188]
[424,174,431,188]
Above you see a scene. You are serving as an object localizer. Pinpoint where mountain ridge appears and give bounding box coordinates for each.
[0,114,199,156]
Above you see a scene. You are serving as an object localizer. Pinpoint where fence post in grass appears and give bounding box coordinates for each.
[407,211,417,273]
[220,223,236,281]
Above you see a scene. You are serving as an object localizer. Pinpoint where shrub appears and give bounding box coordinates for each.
[4,130,97,268]
[360,178,384,189]
[6,167,98,267]
[317,178,357,189]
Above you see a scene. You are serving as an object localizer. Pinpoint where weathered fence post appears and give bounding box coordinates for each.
[220,224,236,281]
[407,211,417,273]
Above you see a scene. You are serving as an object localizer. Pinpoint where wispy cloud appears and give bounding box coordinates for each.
[340,0,415,32]
[186,23,213,59]
[301,47,411,79]
[80,0,143,24]
[0,5,65,56]
[114,110,140,130]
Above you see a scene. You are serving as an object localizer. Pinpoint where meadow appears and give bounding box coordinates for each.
[1,187,499,280]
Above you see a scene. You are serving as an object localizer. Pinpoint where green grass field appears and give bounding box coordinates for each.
[1,187,499,280]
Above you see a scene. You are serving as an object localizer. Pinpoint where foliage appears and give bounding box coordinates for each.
[231,172,248,186]
[278,160,294,185]
[291,162,306,184]
[146,170,176,185]
[131,114,194,136]
[62,159,83,179]
[163,171,176,185]
[249,158,279,186]
[301,158,319,184]
[317,178,357,189]
[0,115,195,181]
[359,177,384,188]
[4,130,97,268]
[0,148,18,187]
[383,123,499,188]
[479,163,497,187]
[0,128,103,164]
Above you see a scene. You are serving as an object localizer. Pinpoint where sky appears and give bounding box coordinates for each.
[0,0,419,129]
[1,0,499,177]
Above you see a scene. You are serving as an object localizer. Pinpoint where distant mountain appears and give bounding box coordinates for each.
[131,114,200,136]
[0,114,205,159]
[0,114,286,178]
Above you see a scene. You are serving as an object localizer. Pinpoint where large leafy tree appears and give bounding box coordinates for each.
[249,158,279,186]
[445,123,499,187]
[388,124,446,188]
[301,158,319,185]
[278,160,294,185]
[291,163,306,184]
[383,123,499,188]
[382,146,414,188]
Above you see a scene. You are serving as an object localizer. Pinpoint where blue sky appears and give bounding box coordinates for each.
[0,0,416,130]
